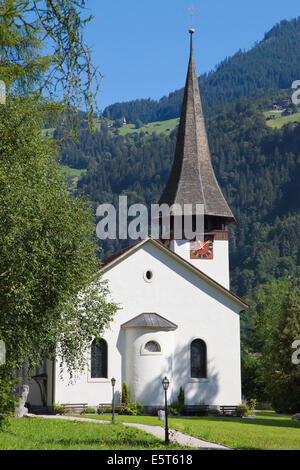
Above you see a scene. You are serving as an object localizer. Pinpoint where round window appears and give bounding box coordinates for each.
[143,270,154,282]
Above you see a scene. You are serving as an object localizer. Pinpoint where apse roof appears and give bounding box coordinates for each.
[121,312,178,330]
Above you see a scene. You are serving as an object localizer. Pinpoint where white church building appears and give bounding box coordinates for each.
[28,30,248,411]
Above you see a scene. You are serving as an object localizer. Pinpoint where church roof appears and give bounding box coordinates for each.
[100,238,248,310]
[159,30,235,221]
[121,313,178,330]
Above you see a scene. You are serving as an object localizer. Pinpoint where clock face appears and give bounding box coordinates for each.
[190,238,214,259]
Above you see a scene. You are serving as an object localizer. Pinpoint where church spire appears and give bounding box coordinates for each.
[159,30,235,222]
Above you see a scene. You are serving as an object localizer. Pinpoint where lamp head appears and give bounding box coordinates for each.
[162,376,170,391]
[111,377,116,387]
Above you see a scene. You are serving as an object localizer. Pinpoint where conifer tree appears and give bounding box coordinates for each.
[122,382,130,406]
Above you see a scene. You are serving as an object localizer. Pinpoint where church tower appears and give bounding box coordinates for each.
[158,29,235,289]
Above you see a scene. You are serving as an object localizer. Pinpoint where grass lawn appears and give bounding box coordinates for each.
[74,412,300,450]
[0,417,192,450]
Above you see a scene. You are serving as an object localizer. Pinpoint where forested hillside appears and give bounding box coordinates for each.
[52,17,300,304]
[103,18,300,123]
[56,99,300,300]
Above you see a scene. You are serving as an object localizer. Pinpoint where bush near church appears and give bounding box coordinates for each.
[119,382,143,415]
[122,381,130,406]
[122,401,144,416]
[170,387,185,416]
[0,368,18,430]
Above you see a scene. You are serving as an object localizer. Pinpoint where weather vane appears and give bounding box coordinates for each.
[186,5,200,30]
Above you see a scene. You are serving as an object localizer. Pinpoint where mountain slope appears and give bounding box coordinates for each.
[54,17,300,300]
[57,100,300,299]
[103,18,300,123]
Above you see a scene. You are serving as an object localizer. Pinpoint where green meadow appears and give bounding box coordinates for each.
[0,418,191,450]
[72,412,300,451]
[118,118,179,136]
[61,166,87,178]
[265,112,300,128]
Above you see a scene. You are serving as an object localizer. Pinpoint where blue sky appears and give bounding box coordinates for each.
[85,1,300,111]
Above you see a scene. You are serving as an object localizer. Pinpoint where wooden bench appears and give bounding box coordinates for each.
[183,405,209,416]
[219,406,239,416]
[98,403,126,414]
[61,403,88,414]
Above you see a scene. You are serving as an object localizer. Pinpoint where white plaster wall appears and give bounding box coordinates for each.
[174,239,230,289]
[124,329,174,406]
[55,327,125,406]
[55,240,242,407]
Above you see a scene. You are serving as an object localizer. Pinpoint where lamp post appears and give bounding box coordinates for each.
[111,377,116,424]
[162,376,170,445]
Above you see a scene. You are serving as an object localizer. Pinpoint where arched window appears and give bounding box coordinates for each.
[191,339,207,378]
[91,339,107,378]
[144,340,161,353]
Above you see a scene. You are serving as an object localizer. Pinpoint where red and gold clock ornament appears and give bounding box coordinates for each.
[190,238,214,259]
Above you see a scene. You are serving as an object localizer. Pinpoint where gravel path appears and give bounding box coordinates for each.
[28,414,230,450]
[123,422,230,450]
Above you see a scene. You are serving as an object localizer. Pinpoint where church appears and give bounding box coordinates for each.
[28,30,248,411]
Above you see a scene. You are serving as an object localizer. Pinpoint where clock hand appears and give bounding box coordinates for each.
[198,240,210,250]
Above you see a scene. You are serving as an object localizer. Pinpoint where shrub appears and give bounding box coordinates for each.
[0,368,18,430]
[170,387,185,416]
[170,400,179,414]
[177,387,185,413]
[248,398,257,415]
[122,381,130,406]
[236,402,249,417]
[53,403,66,415]
[169,406,180,416]
[208,408,220,416]
[121,401,144,416]
[97,407,112,414]
[86,407,96,414]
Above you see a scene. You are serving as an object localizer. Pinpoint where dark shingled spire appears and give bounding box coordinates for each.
[159,30,235,221]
